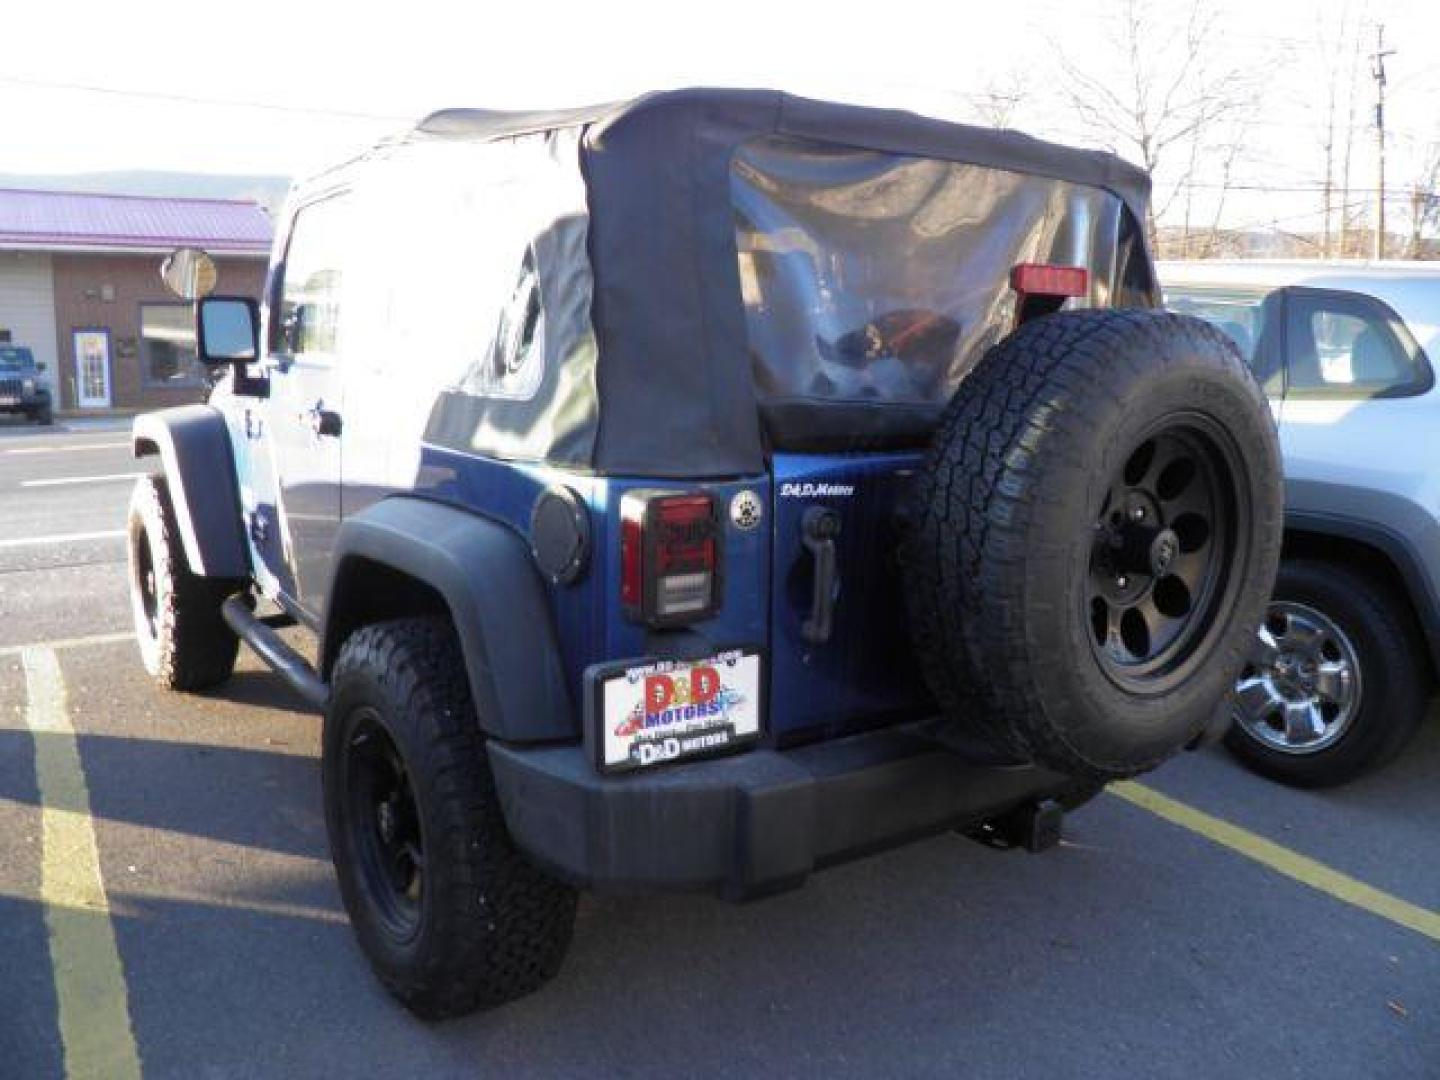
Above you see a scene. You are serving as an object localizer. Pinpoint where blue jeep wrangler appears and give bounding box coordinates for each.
[0,344,54,425]
[127,90,1282,1018]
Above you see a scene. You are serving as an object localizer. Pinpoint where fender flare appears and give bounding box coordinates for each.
[322,497,574,742]
[1285,489,1440,673]
[131,405,249,578]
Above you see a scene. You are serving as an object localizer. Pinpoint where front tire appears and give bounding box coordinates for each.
[1227,559,1430,787]
[324,617,577,1019]
[127,475,242,689]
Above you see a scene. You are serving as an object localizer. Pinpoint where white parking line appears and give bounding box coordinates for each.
[0,632,135,658]
[20,473,145,488]
[0,529,125,549]
[4,442,130,455]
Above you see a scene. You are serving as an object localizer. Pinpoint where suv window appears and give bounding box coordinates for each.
[1164,286,1281,395]
[479,249,546,400]
[1284,288,1430,398]
[272,195,349,358]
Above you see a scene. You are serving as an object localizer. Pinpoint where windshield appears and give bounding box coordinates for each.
[0,345,35,370]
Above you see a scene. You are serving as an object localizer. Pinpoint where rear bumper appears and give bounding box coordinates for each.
[487,722,1078,899]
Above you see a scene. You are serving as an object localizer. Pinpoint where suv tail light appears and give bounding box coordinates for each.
[1010,263,1088,298]
[1011,263,1089,327]
[620,491,721,627]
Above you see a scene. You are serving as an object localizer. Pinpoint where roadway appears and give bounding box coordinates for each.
[1,417,1436,1079]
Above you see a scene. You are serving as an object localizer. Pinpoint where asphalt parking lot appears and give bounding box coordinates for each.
[1,419,1437,1080]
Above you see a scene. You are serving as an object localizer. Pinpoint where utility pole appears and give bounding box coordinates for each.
[1369,24,1395,260]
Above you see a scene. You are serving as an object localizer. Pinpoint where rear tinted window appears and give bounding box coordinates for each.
[730,135,1127,418]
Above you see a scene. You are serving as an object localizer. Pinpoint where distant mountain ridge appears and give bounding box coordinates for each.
[0,170,289,215]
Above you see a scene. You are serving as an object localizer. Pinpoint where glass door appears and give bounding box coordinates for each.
[72,329,112,409]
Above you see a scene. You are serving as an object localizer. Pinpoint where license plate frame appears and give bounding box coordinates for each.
[584,648,764,775]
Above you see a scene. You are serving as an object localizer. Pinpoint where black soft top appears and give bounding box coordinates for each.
[417,89,1151,222]
[411,89,1155,477]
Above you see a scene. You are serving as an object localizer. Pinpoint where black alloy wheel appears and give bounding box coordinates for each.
[134,524,160,639]
[341,706,426,943]
[1087,415,1246,694]
[902,309,1282,780]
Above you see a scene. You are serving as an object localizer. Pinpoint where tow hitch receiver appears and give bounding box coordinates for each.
[967,798,1065,853]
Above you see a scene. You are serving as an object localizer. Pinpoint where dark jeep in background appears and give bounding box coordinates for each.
[0,345,53,424]
[126,89,1281,1018]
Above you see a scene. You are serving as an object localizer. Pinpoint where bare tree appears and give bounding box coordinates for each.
[1312,7,1358,257]
[1337,17,1368,257]
[970,70,1029,130]
[1406,140,1440,258]
[1052,0,1260,250]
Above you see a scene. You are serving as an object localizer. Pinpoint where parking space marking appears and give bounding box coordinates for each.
[21,646,142,1080]
[0,632,134,659]
[20,472,146,488]
[4,442,130,455]
[1112,780,1440,943]
[0,529,125,549]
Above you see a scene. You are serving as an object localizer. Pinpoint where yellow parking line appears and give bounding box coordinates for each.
[22,646,142,1080]
[1111,780,1440,943]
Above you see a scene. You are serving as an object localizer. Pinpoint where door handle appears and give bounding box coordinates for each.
[306,404,342,438]
[801,506,841,644]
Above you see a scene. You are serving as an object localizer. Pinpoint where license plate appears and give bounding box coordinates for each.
[587,649,763,774]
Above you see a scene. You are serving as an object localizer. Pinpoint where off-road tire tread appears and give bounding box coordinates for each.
[327,617,577,1019]
[128,475,241,689]
[903,309,1274,780]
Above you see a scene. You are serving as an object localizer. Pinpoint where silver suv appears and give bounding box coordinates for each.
[1162,260,1439,786]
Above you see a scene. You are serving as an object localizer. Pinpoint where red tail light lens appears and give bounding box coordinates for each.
[620,491,721,627]
[1010,263,1088,298]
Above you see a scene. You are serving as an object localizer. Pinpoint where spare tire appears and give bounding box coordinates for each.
[902,309,1281,781]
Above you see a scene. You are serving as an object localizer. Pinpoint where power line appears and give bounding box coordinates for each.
[0,74,412,122]
[1165,181,1436,195]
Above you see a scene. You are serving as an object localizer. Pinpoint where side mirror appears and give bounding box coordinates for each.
[197,296,260,365]
[36,362,47,373]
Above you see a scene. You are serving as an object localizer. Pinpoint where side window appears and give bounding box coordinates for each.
[1284,289,1431,398]
[1165,287,1280,395]
[478,249,546,400]
[271,195,349,359]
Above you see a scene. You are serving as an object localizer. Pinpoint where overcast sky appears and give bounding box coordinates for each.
[5,0,1438,239]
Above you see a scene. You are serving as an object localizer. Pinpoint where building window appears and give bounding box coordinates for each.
[141,303,202,388]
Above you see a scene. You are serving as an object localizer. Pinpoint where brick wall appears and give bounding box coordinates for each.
[51,253,266,410]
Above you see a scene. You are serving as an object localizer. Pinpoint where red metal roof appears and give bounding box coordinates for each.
[0,187,272,254]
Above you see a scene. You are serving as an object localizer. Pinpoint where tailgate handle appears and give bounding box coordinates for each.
[801,506,841,644]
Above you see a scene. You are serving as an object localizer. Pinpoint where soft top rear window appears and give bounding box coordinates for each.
[730,135,1132,449]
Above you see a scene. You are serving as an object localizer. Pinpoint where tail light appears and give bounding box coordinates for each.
[620,490,721,627]
[1010,263,1088,298]
[1011,263,1089,327]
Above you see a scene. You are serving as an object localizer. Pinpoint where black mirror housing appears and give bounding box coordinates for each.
[197,296,260,365]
